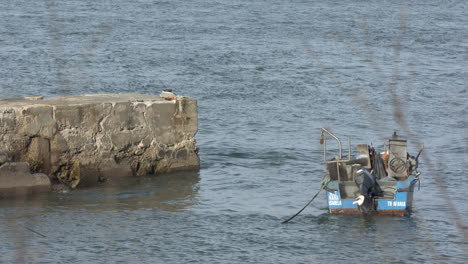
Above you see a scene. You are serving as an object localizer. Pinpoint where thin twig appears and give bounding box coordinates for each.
[20,224,47,238]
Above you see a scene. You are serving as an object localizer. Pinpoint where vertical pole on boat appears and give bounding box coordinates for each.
[321,129,327,161]
[348,137,351,160]
[324,140,327,161]
[336,162,341,182]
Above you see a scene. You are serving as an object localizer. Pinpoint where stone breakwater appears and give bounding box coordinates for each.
[0,94,199,191]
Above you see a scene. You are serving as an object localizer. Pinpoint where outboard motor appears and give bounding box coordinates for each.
[353,167,382,213]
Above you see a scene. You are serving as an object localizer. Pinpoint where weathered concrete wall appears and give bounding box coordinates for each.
[0,94,199,188]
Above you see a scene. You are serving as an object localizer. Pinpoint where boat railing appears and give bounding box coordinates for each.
[321,128,351,162]
[321,128,354,182]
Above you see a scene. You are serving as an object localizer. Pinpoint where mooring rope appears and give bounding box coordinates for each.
[281,174,329,224]
[281,189,323,224]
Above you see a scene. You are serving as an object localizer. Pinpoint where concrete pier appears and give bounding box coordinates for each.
[0,93,199,191]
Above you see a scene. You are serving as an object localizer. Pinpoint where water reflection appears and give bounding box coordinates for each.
[64,171,201,212]
[0,171,201,213]
[0,171,200,263]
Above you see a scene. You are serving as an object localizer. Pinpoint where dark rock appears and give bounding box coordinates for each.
[50,183,70,193]
[0,151,8,166]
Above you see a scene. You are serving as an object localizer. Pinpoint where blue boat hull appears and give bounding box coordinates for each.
[326,175,417,216]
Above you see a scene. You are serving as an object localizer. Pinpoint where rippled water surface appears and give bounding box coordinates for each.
[1,0,467,263]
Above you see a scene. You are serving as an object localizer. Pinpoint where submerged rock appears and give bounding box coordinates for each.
[0,161,50,198]
[50,183,71,193]
[0,151,8,166]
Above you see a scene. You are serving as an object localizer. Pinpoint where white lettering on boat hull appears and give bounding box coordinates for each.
[328,192,342,206]
[387,201,406,207]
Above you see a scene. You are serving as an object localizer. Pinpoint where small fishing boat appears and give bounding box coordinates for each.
[320,128,422,216]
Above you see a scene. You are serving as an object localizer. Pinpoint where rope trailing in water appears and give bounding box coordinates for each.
[281,189,322,224]
[281,174,329,224]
